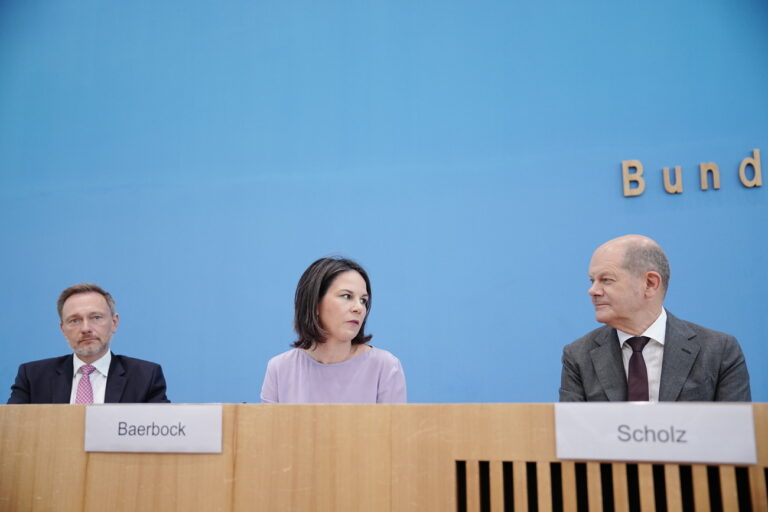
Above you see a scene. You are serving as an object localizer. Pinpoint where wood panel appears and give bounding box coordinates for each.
[512,460,528,512]
[719,465,738,511]
[756,404,768,465]
[637,463,655,512]
[82,404,236,512]
[612,462,629,512]
[390,403,557,512]
[537,461,553,512]
[490,459,504,512]
[390,404,455,512]
[691,464,711,512]
[753,403,768,512]
[233,404,392,512]
[749,465,767,512]
[560,460,577,512]
[447,403,557,461]
[0,403,766,512]
[664,464,682,511]
[0,405,86,512]
[466,461,480,512]
[586,461,603,512]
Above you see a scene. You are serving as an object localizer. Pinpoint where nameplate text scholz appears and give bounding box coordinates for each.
[85,404,222,453]
[555,403,756,464]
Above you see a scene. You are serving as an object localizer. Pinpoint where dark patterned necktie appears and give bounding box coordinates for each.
[626,336,650,401]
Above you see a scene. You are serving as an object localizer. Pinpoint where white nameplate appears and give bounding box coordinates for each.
[85,404,222,453]
[555,403,756,464]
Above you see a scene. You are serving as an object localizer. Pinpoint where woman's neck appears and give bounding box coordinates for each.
[305,340,369,364]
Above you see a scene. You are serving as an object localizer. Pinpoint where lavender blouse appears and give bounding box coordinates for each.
[260,347,407,403]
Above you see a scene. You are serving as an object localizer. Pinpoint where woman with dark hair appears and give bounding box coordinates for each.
[260,257,406,403]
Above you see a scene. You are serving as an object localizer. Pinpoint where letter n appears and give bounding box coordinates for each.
[739,149,762,187]
[663,166,683,194]
[622,160,645,197]
[699,163,720,190]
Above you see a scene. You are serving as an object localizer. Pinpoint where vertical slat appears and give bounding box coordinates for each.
[561,461,578,512]
[537,462,553,512]
[586,462,603,512]
[749,465,767,512]
[691,465,711,512]
[513,461,528,512]
[490,460,504,512]
[637,463,656,512]
[663,465,682,511]
[612,462,629,512]
[719,465,738,511]
[467,460,480,512]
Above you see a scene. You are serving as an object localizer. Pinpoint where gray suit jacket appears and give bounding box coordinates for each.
[559,312,751,401]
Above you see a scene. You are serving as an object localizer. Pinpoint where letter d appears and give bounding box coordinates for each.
[622,160,646,197]
[739,149,762,187]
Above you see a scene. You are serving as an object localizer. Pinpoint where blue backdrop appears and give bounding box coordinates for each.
[1,0,765,403]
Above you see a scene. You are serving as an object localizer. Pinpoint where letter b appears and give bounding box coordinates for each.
[622,160,646,197]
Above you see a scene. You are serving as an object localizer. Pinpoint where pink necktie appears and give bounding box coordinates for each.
[76,364,96,404]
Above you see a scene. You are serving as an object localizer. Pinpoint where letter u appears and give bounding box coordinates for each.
[663,166,683,194]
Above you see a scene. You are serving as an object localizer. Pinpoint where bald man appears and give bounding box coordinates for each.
[560,235,751,402]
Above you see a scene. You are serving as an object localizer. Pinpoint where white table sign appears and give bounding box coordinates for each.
[85,404,222,453]
[555,403,756,464]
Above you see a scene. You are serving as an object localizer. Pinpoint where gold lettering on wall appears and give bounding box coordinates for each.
[739,149,762,188]
[662,166,683,194]
[620,148,762,197]
[622,160,645,197]
[699,163,720,190]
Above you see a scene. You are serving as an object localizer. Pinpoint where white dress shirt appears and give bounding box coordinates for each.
[70,350,111,404]
[616,308,667,402]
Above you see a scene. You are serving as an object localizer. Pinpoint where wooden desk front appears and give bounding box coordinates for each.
[1,404,765,511]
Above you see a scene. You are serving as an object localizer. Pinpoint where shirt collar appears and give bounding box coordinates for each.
[73,350,112,376]
[617,307,667,346]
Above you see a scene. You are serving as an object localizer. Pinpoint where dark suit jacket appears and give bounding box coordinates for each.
[7,354,170,404]
[559,312,751,402]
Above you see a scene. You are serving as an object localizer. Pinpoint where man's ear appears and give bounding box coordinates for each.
[644,271,662,298]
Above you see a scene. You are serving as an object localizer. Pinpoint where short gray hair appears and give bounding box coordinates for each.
[623,242,670,293]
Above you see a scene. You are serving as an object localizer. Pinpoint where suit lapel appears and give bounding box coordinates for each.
[659,313,699,401]
[52,355,74,403]
[590,329,627,401]
[105,355,127,403]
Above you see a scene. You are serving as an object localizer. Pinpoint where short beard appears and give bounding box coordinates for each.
[74,342,109,358]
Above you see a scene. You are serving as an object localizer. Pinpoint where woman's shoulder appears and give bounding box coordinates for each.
[267,348,303,367]
[367,346,403,366]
